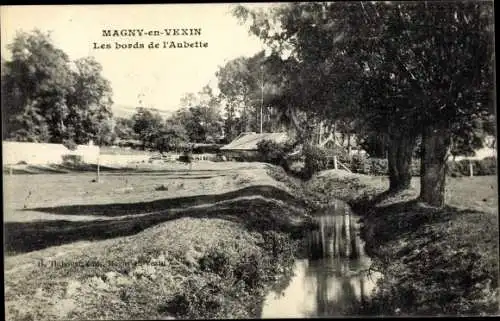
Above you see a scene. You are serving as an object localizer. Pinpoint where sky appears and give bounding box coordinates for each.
[1,4,272,115]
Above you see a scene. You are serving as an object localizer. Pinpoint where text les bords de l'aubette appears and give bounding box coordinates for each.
[93,28,208,50]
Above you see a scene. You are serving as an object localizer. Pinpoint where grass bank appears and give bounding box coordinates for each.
[5,164,316,320]
[304,170,499,316]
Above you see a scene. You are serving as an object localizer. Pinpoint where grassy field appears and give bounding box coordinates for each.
[3,163,287,223]
[4,162,314,320]
[304,170,499,316]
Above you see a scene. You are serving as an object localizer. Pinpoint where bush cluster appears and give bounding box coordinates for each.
[333,147,353,165]
[177,153,192,163]
[447,157,497,177]
[62,139,78,151]
[162,234,296,319]
[160,273,248,319]
[261,230,296,272]
[257,141,495,179]
[62,154,83,166]
[347,154,496,177]
[256,140,295,170]
[192,144,223,154]
[347,156,393,176]
[302,145,329,179]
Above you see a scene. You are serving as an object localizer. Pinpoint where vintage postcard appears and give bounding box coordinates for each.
[2,2,498,320]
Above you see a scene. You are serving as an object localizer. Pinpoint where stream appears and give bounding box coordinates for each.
[260,199,382,318]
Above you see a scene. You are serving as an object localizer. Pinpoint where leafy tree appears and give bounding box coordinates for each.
[196,85,224,142]
[356,130,388,159]
[217,50,307,139]
[234,2,495,207]
[2,29,114,145]
[94,118,116,146]
[383,2,494,206]
[66,56,113,145]
[114,116,136,141]
[222,100,245,141]
[132,107,163,149]
[216,56,256,133]
[2,30,73,142]
[173,87,224,143]
[349,1,494,204]
[173,107,205,143]
[154,120,189,153]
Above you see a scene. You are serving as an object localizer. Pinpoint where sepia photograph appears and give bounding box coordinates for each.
[1,2,498,319]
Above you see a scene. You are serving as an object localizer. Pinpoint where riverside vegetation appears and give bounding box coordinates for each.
[5,159,498,319]
[259,142,498,316]
[298,170,498,316]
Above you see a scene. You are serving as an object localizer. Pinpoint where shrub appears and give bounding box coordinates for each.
[261,231,295,271]
[350,154,371,174]
[447,160,468,177]
[369,158,389,176]
[348,156,421,176]
[192,144,222,154]
[162,235,297,319]
[474,157,497,175]
[198,242,272,290]
[233,250,269,289]
[198,244,237,278]
[62,154,83,166]
[448,157,497,177]
[178,153,192,163]
[160,274,246,319]
[62,139,78,151]
[155,184,169,191]
[334,147,353,165]
[302,145,329,179]
[257,140,294,169]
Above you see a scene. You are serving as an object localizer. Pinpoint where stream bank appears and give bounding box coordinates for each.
[259,198,383,318]
[5,165,497,319]
[299,169,499,316]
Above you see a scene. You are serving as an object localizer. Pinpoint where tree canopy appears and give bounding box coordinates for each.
[233,1,495,207]
[2,30,114,145]
[132,107,164,149]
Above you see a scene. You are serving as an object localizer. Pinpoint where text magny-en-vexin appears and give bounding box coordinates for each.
[101,29,202,37]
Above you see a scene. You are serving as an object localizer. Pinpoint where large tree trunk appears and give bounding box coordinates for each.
[419,124,452,207]
[387,132,418,192]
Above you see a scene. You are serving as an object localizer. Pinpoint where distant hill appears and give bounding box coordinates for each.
[111,104,175,119]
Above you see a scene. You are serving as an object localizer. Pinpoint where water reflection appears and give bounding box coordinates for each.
[261,200,381,318]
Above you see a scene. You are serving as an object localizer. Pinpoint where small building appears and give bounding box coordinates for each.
[220,132,289,161]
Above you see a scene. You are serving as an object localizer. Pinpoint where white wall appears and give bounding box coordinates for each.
[2,141,100,165]
[72,145,100,164]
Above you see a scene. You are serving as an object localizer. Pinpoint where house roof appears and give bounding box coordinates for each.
[220,132,289,151]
